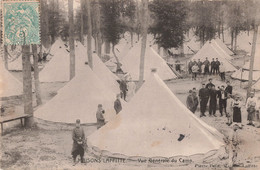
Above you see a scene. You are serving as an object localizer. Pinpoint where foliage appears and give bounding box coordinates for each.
[149,0,188,49]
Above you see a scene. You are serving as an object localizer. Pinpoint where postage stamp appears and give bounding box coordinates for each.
[2,0,40,45]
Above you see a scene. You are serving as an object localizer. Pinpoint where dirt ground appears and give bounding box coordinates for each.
[1,52,260,170]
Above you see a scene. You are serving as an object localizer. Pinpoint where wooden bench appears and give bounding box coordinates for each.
[0,114,30,135]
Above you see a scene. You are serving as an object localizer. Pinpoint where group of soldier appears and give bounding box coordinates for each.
[187,57,226,81]
[187,78,259,128]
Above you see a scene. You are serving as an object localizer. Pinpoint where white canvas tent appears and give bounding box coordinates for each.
[35,65,119,124]
[252,78,260,91]
[49,38,67,56]
[191,41,237,72]
[121,42,177,80]
[88,70,224,157]
[231,38,260,81]
[0,59,23,98]
[214,38,234,56]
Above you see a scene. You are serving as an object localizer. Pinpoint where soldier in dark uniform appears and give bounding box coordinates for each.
[96,104,105,129]
[71,119,86,165]
[209,85,218,117]
[197,59,202,74]
[199,83,209,117]
[188,60,194,74]
[210,58,216,75]
[206,78,215,89]
[218,85,228,117]
[215,58,221,74]
[119,78,128,101]
[114,94,122,114]
[203,57,210,75]
[225,81,233,95]
[186,90,194,113]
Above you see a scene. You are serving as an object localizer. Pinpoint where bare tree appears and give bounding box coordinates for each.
[22,45,34,127]
[32,45,42,105]
[3,45,8,69]
[86,0,93,69]
[68,0,75,79]
[80,0,85,44]
[94,0,102,57]
[138,0,148,88]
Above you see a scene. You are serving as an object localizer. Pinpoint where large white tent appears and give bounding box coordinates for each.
[121,42,177,80]
[35,65,118,124]
[49,38,67,56]
[88,70,224,157]
[231,37,260,81]
[214,38,234,56]
[191,41,237,72]
[0,59,23,98]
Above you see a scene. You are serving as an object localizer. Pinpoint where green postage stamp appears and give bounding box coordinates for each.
[2,0,40,45]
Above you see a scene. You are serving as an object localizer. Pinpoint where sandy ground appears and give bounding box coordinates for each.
[1,52,260,169]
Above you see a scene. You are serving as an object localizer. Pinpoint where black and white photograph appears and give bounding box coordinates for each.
[0,0,260,169]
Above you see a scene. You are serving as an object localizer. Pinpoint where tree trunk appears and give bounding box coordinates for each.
[218,21,221,38]
[86,0,93,69]
[105,41,111,54]
[112,44,121,70]
[231,29,234,50]
[179,41,184,57]
[68,0,75,79]
[221,20,224,42]
[32,45,42,106]
[247,25,258,97]
[4,45,8,69]
[234,27,238,52]
[130,31,134,47]
[138,0,148,88]
[22,45,34,127]
[80,0,85,44]
[94,0,102,57]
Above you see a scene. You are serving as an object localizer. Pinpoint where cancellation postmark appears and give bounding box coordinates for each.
[2,0,40,45]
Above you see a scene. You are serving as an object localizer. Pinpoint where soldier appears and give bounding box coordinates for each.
[209,85,218,117]
[203,57,210,75]
[225,81,233,95]
[186,90,194,113]
[119,77,128,101]
[197,59,202,74]
[114,94,122,114]
[210,58,216,75]
[246,92,258,126]
[206,78,215,89]
[71,119,86,165]
[215,58,221,74]
[96,104,105,129]
[199,83,209,117]
[218,85,228,117]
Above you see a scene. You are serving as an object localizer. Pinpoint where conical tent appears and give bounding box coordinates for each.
[252,78,260,91]
[88,71,224,157]
[191,41,236,72]
[49,38,67,56]
[0,59,23,98]
[35,65,118,124]
[121,42,177,80]
[92,53,120,94]
[231,39,260,81]
[39,41,88,82]
[214,38,234,56]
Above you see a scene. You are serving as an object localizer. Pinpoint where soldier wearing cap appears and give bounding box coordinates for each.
[199,83,209,117]
[246,92,258,126]
[96,104,105,129]
[186,90,195,113]
[71,119,86,165]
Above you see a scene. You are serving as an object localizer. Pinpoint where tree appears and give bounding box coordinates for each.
[86,0,93,69]
[22,45,34,127]
[100,0,124,68]
[32,45,42,106]
[149,0,188,50]
[138,0,148,88]
[93,0,102,57]
[68,0,75,79]
[80,0,85,44]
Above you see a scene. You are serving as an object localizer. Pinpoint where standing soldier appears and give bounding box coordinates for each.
[203,57,210,75]
[197,59,202,74]
[186,90,194,113]
[96,104,105,129]
[225,81,233,95]
[192,90,199,113]
[246,92,258,126]
[191,63,199,81]
[119,77,128,101]
[114,94,122,114]
[218,85,228,117]
[206,78,215,89]
[210,58,216,75]
[71,119,86,165]
[215,58,221,74]
[219,62,226,81]
[209,85,218,117]
[188,60,194,74]
[199,83,209,117]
